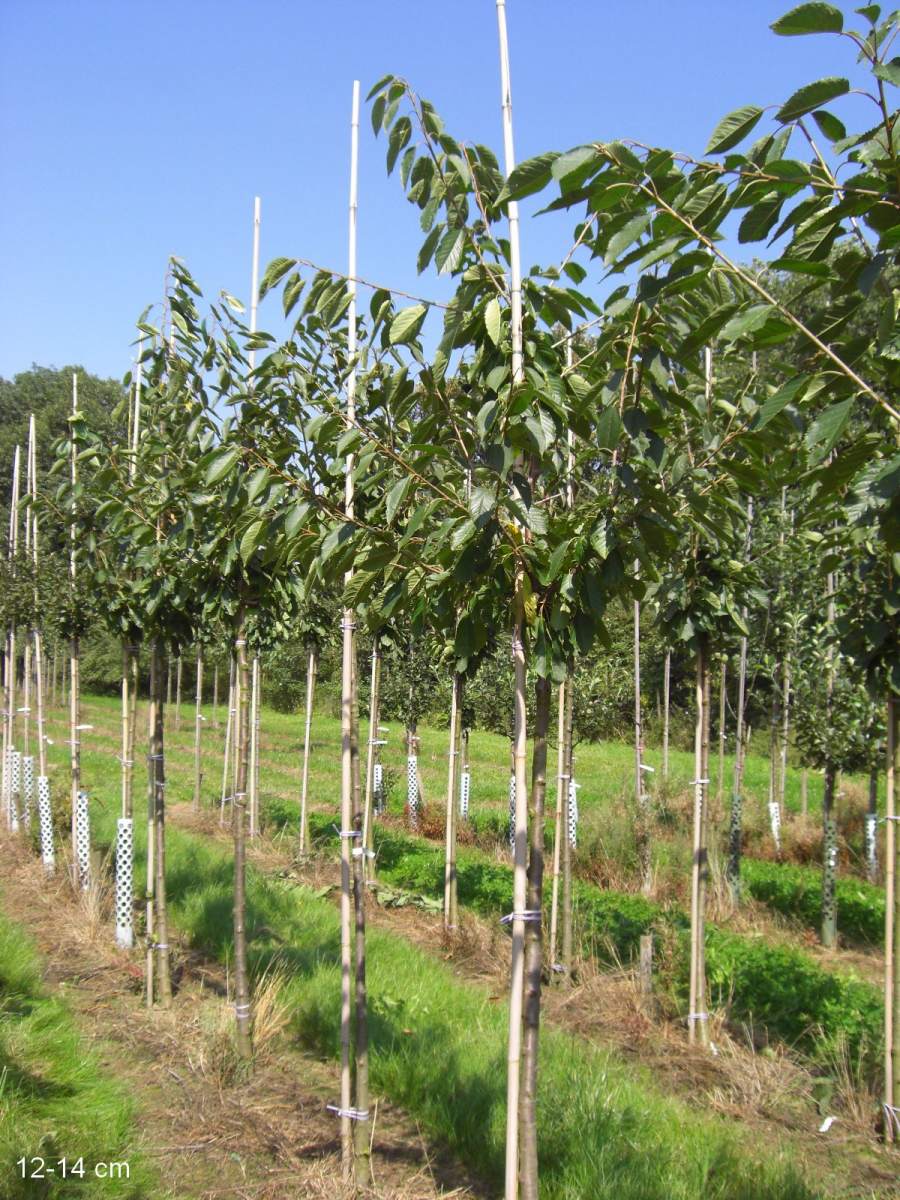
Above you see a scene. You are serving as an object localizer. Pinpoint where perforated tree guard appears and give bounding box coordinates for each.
[2,747,10,829]
[865,812,877,876]
[768,801,782,854]
[21,755,34,830]
[9,749,20,833]
[568,778,580,849]
[407,756,419,828]
[508,773,516,852]
[115,818,134,949]
[37,777,54,873]
[75,791,91,890]
[373,763,384,814]
[459,770,471,821]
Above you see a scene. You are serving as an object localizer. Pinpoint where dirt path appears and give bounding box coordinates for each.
[0,834,483,1200]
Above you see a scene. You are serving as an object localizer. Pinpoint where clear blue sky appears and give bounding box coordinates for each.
[0,1,866,381]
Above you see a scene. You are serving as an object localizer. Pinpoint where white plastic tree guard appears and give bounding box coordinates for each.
[115,817,134,949]
[37,776,54,873]
[568,778,580,849]
[768,801,782,854]
[865,812,877,877]
[373,763,384,814]
[407,755,419,828]
[9,749,20,833]
[75,790,91,890]
[21,754,34,830]
[459,769,471,822]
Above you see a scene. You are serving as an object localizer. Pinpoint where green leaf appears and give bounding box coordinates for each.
[239,520,264,561]
[771,3,843,35]
[720,304,776,341]
[777,77,849,123]
[246,467,269,503]
[259,257,296,300]
[806,398,853,462]
[205,446,239,486]
[706,105,764,154]
[604,214,650,264]
[738,200,783,244]
[485,298,502,346]
[873,59,900,87]
[385,477,411,524]
[498,151,559,202]
[811,109,847,142]
[389,304,427,345]
[434,226,465,274]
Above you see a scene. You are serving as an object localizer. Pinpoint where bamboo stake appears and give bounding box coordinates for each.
[174,654,183,731]
[298,646,316,854]
[212,661,219,728]
[248,196,261,371]
[22,424,33,761]
[151,640,172,1006]
[821,569,838,948]
[496,5,529,1192]
[716,657,726,807]
[121,358,142,825]
[29,422,47,787]
[3,446,20,831]
[634,563,651,893]
[443,673,462,928]
[232,618,252,1057]
[145,651,157,1006]
[193,651,204,811]
[726,498,752,900]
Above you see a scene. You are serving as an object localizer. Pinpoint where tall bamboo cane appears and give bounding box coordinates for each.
[821,569,838,947]
[23,425,32,764]
[885,693,897,1141]
[443,672,462,927]
[688,634,711,1048]
[249,653,259,837]
[193,650,204,811]
[69,377,82,887]
[3,446,20,832]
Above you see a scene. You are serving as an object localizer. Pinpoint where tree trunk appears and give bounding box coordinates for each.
[174,654,183,731]
[560,680,574,982]
[298,647,316,854]
[662,650,671,780]
[212,661,219,729]
[868,765,879,885]
[193,651,204,811]
[145,650,156,1008]
[339,605,355,1176]
[363,639,381,865]
[780,654,791,813]
[151,640,172,1007]
[548,679,566,976]
[219,657,236,827]
[249,654,260,838]
[716,658,726,808]
[885,693,897,1142]
[688,635,710,1048]
[232,619,253,1058]
[634,589,651,894]
[519,674,550,1200]
[727,624,748,900]
[349,632,371,1187]
[821,764,838,948]
[504,617,529,1200]
[444,673,463,929]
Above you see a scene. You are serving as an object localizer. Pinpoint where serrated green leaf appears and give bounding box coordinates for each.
[777,77,849,123]
[239,520,264,562]
[205,446,239,486]
[485,297,502,346]
[720,304,776,341]
[771,3,843,35]
[389,304,427,345]
[498,151,559,202]
[706,105,765,154]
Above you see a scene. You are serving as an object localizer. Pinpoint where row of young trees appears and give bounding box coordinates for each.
[2,3,897,1194]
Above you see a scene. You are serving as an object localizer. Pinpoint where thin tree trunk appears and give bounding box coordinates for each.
[298,647,316,854]
[219,658,235,827]
[821,570,838,949]
[145,651,157,1007]
[174,654,183,731]
[634,583,651,893]
[151,641,172,1007]
[212,661,219,729]
[801,768,809,816]
[868,765,879,885]
[363,639,381,863]
[662,650,671,780]
[443,673,463,928]
[166,658,172,710]
[349,626,371,1187]
[560,680,574,982]
[193,651,204,811]
[51,649,58,710]
[249,654,259,838]
[716,657,726,808]
[688,635,710,1048]
[69,635,80,887]
[519,674,550,1200]
[121,644,135,819]
[727,624,749,900]
[885,693,897,1141]
[780,654,791,812]
[548,679,566,975]
[232,617,252,1058]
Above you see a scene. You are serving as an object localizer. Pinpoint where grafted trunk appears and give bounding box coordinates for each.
[232,618,252,1058]
[519,674,551,1200]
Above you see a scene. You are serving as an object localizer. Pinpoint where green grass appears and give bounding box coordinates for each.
[38,708,827,1200]
[0,906,151,1199]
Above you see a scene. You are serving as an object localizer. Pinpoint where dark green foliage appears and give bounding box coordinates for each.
[742,857,885,944]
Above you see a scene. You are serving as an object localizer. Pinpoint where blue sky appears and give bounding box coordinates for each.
[0,1,870,381]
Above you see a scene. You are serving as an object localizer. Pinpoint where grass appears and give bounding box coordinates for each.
[30,699,829,1200]
[0,905,151,1199]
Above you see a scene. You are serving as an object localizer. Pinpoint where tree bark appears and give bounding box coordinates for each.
[363,639,381,865]
[885,694,897,1141]
[193,651,204,811]
[444,673,463,929]
[727,622,748,900]
[548,679,566,976]
[298,647,316,854]
[174,654,183,731]
[688,634,711,1048]
[662,650,671,780]
[151,640,172,1007]
[232,618,253,1058]
[349,634,371,1187]
[634,589,651,894]
[519,674,550,1200]
[560,680,575,982]
[69,634,80,888]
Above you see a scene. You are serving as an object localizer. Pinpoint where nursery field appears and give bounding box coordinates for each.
[0,691,894,1198]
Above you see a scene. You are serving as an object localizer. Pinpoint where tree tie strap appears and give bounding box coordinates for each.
[550,962,567,973]
[148,753,164,761]
[334,825,362,839]
[500,910,542,925]
[352,847,375,859]
[234,1003,251,1018]
[639,764,655,773]
[687,1011,709,1022]
[327,1105,369,1121]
